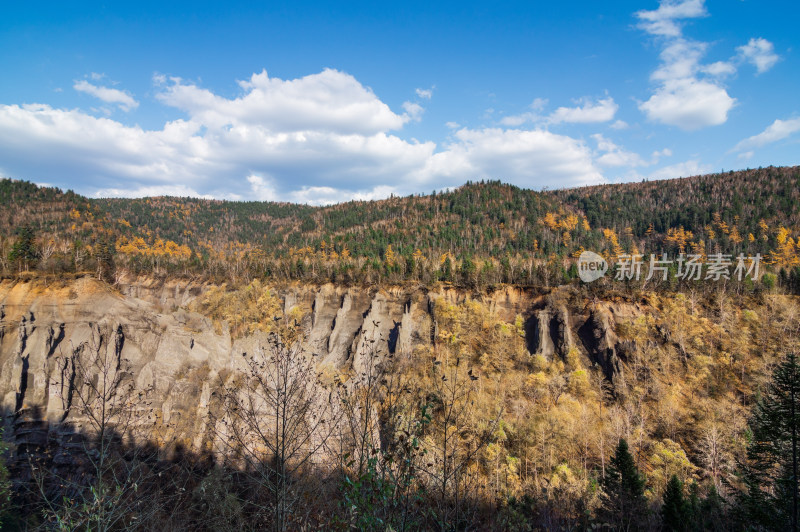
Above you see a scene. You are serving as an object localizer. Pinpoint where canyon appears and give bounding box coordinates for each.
[0,276,631,464]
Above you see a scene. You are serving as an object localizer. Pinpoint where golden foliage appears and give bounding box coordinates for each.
[192,280,301,340]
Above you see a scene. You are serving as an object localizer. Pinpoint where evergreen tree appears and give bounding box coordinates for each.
[737,352,800,531]
[440,256,453,283]
[599,438,648,530]
[459,255,476,287]
[696,484,727,532]
[662,475,687,531]
[95,234,116,283]
[8,226,38,271]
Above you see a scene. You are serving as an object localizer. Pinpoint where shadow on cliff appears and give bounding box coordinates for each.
[0,403,350,531]
[0,403,493,531]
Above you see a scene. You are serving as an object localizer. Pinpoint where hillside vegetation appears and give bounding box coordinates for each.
[2,278,799,530]
[1,167,800,529]
[1,166,799,291]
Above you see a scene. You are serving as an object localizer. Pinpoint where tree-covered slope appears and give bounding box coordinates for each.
[0,165,798,288]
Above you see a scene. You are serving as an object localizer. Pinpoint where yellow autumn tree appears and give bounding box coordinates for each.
[665,227,693,253]
[384,245,397,267]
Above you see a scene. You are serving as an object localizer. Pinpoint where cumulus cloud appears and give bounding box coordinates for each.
[733,117,800,152]
[639,78,735,130]
[650,39,707,81]
[73,80,139,111]
[499,114,534,127]
[652,148,673,160]
[415,87,433,99]
[287,184,400,206]
[0,69,612,201]
[592,134,646,167]
[737,38,779,74]
[648,159,711,180]
[402,101,425,122]
[93,184,215,199]
[419,127,604,189]
[499,98,547,126]
[247,174,279,202]
[701,61,736,77]
[500,96,615,127]
[635,0,707,37]
[157,69,408,135]
[500,97,619,127]
[548,97,618,124]
[636,0,737,130]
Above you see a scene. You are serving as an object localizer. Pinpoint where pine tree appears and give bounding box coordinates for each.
[599,438,648,530]
[737,352,800,531]
[440,256,453,283]
[662,475,687,531]
[95,234,116,283]
[696,484,727,531]
[459,255,476,287]
[9,226,39,271]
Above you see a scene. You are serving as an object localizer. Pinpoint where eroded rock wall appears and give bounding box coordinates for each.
[0,277,629,461]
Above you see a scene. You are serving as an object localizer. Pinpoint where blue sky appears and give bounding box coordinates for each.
[0,0,798,204]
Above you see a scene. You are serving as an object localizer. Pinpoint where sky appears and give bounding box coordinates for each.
[0,0,798,204]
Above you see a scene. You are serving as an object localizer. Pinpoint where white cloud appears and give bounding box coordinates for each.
[651,39,706,81]
[701,61,736,77]
[445,121,460,129]
[402,101,425,122]
[495,95,617,129]
[247,174,279,201]
[592,134,646,167]
[499,114,534,127]
[419,127,604,188]
[288,184,399,206]
[157,68,408,135]
[73,80,139,112]
[636,1,736,129]
[93,184,215,199]
[636,0,775,135]
[548,97,618,124]
[415,87,433,99]
[0,69,612,201]
[652,148,672,160]
[737,38,779,74]
[635,0,707,38]
[648,159,711,180]
[733,117,800,152]
[639,78,735,130]
[610,120,629,130]
[530,98,548,111]
[498,98,549,127]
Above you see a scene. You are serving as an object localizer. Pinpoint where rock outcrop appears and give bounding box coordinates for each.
[0,277,630,464]
[577,305,626,382]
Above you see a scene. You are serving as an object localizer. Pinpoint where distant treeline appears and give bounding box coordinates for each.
[1,166,799,292]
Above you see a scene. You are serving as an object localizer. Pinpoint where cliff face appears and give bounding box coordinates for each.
[0,277,631,460]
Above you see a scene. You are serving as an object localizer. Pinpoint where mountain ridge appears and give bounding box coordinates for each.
[1,165,799,290]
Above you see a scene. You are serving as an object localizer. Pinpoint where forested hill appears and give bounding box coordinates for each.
[553,165,800,237]
[94,181,558,258]
[0,165,799,287]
